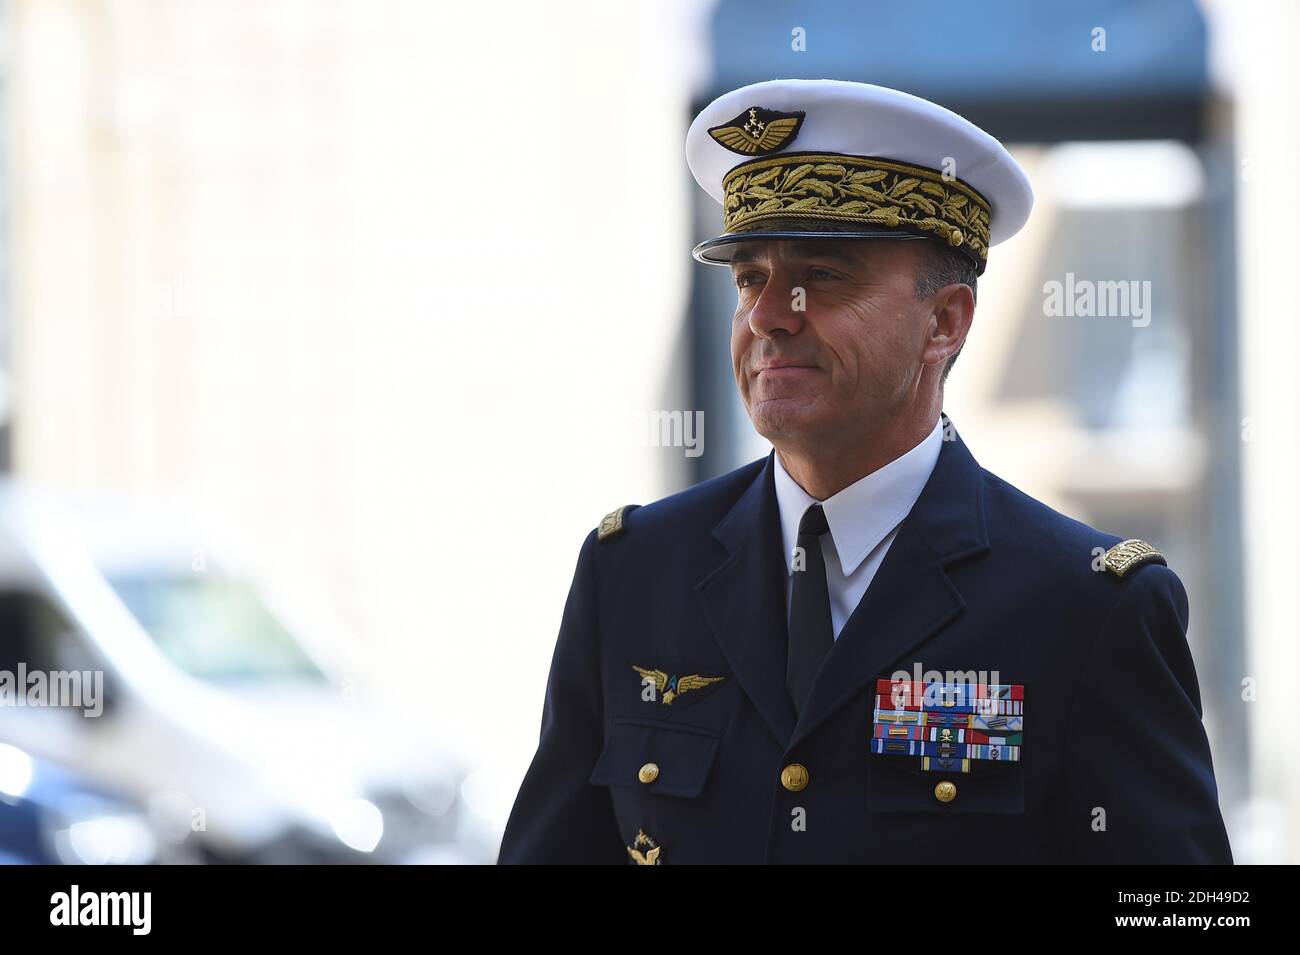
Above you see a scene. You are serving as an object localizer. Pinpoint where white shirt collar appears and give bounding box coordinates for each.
[773,416,945,577]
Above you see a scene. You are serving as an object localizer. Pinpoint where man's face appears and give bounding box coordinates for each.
[729,237,934,446]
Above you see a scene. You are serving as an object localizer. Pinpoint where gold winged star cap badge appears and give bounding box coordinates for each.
[707,106,806,156]
[632,666,724,705]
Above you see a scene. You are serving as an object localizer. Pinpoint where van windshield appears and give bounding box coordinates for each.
[107,572,328,683]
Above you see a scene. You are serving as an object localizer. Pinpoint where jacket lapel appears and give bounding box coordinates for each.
[692,416,992,753]
[694,453,797,748]
[788,416,991,750]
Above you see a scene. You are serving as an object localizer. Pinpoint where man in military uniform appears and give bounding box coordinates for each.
[498,79,1232,864]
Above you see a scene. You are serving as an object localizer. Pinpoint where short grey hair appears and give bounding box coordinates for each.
[914,242,977,383]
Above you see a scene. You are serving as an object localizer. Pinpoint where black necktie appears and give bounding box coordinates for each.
[787,503,834,717]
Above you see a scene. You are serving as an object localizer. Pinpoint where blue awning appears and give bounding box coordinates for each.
[703,0,1208,141]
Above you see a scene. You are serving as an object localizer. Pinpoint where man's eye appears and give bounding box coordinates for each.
[734,271,763,289]
[809,267,838,280]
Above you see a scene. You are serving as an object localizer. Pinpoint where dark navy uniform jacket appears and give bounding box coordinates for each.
[499,416,1232,864]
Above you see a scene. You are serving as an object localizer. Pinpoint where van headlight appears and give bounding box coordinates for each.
[327,797,384,853]
[53,812,158,865]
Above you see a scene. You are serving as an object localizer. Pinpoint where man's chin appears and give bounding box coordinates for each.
[748,399,827,444]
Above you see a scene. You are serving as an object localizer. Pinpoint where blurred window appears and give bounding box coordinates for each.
[0,590,118,714]
[106,574,326,684]
[0,591,85,672]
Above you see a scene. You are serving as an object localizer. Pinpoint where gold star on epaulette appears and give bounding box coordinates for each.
[597,504,637,542]
[1102,538,1167,578]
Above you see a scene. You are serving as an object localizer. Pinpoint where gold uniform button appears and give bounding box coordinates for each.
[780,763,809,792]
[934,780,957,803]
[948,228,964,247]
[638,762,659,784]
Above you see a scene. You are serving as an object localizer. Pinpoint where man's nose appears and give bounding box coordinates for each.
[746,268,807,339]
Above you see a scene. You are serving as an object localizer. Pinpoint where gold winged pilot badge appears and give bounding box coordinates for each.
[632,666,724,705]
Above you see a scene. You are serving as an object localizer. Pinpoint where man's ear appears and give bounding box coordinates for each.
[922,283,975,369]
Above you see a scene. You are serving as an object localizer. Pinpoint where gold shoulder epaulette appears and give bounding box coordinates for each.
[1102,538,1167,578]
[597,504,638,542]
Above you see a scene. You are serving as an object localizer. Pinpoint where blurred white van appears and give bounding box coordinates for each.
[0,482,489,863]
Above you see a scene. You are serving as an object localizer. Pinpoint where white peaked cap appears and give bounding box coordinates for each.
[686,78,1033,274]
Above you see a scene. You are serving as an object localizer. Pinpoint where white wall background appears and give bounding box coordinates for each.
[10,0,704,830]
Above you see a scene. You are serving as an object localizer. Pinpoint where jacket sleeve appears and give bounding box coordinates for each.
[1053,562,1232,863]
[497,528,625,864]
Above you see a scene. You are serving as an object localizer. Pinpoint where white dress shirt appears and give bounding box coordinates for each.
[773,416,944,641]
